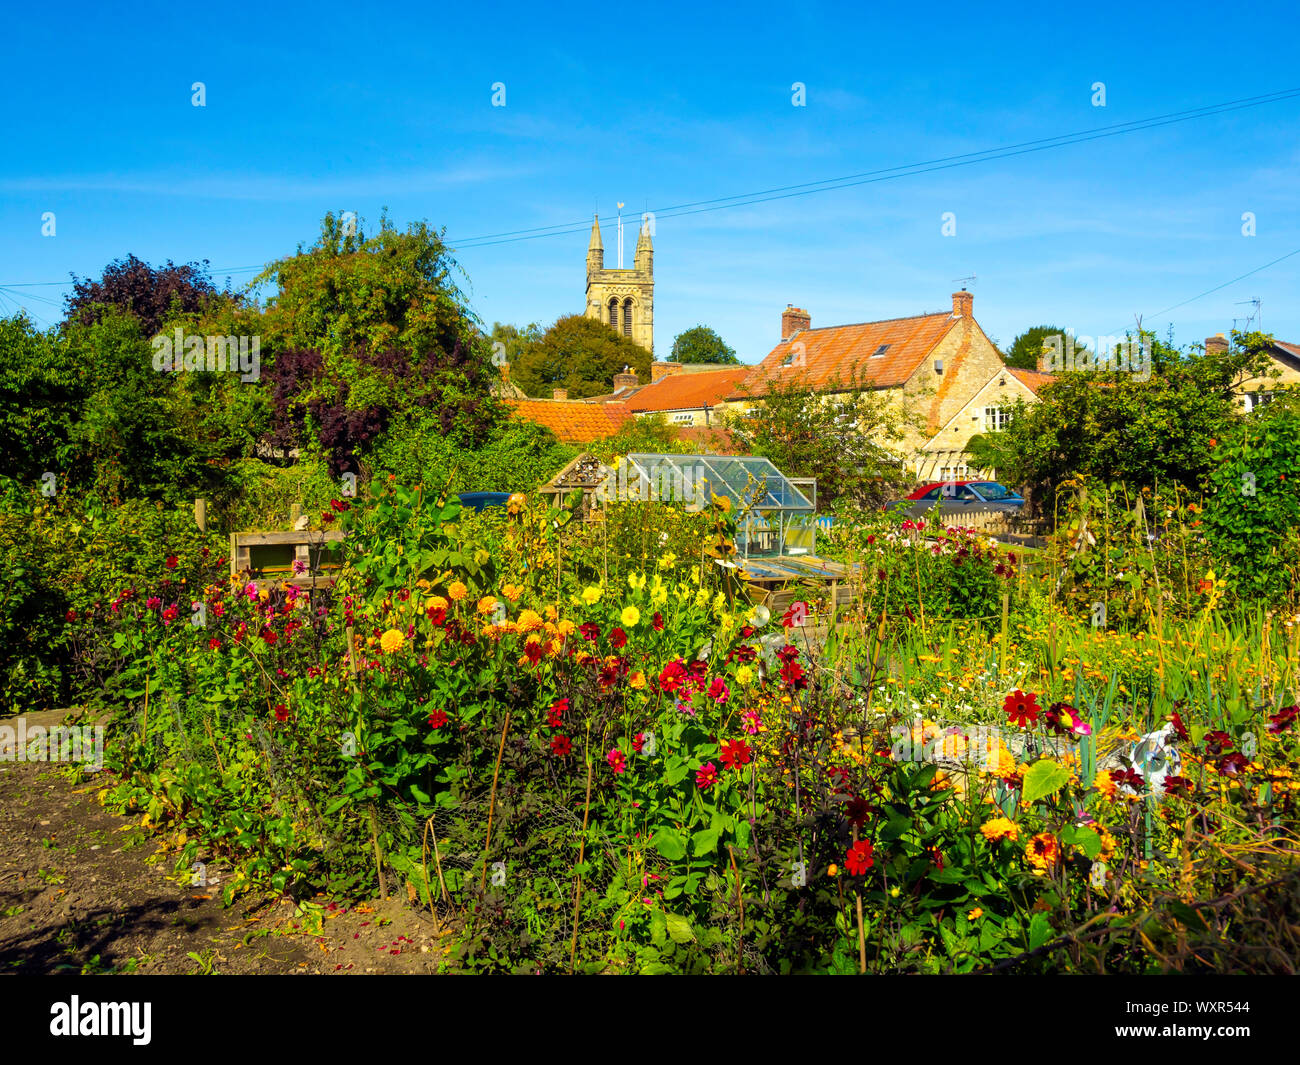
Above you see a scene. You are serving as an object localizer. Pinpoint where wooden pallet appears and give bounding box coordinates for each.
[229,529,345,589]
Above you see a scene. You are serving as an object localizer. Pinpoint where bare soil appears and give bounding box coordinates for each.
[0,717,448,975]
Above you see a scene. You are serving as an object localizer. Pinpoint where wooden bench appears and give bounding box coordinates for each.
[229,530,345,589]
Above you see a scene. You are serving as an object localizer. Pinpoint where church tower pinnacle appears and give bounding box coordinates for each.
[583,209,654,356]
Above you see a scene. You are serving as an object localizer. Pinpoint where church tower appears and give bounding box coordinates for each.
[584,213,653,355]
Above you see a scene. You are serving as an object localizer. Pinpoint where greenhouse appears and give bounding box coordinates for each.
[595,453,819,559]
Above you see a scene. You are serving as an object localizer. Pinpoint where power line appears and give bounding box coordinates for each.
[447,85,1300,248]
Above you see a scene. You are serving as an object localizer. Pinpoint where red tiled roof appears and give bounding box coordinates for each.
[506,399,632,444]
[731,312,956,398]
[1273,340,1300,362]
[1005,367,1058,395]
[626,366,752,412]
[670,425,745,454]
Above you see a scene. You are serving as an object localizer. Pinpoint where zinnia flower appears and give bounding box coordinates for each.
[427,709,448,729]
[845,839,874,876]
[550,734,572,756]
[607,748,627,774]
[1003,689,1041,728]
[980,817,1020,843]
[719,739,751,770]
[273,703,289,723]
[1025,832,1060,873]
[695,762,718,790]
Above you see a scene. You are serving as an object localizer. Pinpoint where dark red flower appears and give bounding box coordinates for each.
[1161,775,1193,796]
[64,609,76,622]
[260,626,278,646]
[165,555,178,570]
[610,627,627,649]
[1204,731,1233,756]
[659,660,687,693]
[1267,704,1299,734]
[427,709,448,730]
[579,622,600,643]
[652,612,664,632]
[779,659,807,689]
[426,606,447,626]
[1218,752,1249,776]
[547,698,568,729]
[208,637,221,651]
[827,765,851,793]
[719,738,751,770]
[550,734,572,757]
[695,762,718,789]
[524,642,543,665]
[1003,690,1041,728]
[273,703,289,723]
[321,512,336,524]
[1170,710,1189,742]
[845,839,874,876]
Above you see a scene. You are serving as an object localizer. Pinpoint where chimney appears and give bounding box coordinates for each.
[1206,333,1228,356]
[552,388,568,401]
[613,365,639,391]
[781,305,811,340]
[651,360,683,383]
[952,291,973,318]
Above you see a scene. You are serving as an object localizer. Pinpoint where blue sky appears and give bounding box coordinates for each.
[2,0,1298,363]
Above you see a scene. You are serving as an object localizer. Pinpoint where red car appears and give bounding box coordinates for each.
[885,480,1024,517]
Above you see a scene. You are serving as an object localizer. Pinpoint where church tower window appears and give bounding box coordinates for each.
[623,298,634,337]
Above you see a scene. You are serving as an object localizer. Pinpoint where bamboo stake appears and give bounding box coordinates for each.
[479,711,512,895]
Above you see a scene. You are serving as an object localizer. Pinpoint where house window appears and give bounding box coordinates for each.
[934,359,943,375]
[939,465,969,481]
[1244,391,1274,413]
[983,407,1011,432]
[872,344,890,357]
[671,411,694,424]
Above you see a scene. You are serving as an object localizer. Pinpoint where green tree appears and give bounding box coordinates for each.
[511,314,651,399]
[488,321,543,365]
[1004,325,1066,370]
[966,330,1275,510]
[253,212,503,472]
[723,370,914,507]
[670,325,739,365]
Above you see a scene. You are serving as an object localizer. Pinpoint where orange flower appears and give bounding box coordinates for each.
[1025,832,1060,873]
[447,581,468,602]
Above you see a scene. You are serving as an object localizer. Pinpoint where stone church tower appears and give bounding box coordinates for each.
[584,214,653,354]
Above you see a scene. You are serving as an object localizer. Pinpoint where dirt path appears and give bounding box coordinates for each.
[0,716,448,975]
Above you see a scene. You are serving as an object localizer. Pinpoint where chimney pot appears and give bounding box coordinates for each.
[612,369,640,391]
[1206,334,1229,356]
[781,306,811,340]
[651,360,683,383]
[952,291,973,317]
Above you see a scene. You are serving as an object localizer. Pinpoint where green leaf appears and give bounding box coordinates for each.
[664,913,695,944]
[691,827,720,856]
[1021,760,1071,803]
[652,827,688,861]
[1028,911,1052,951]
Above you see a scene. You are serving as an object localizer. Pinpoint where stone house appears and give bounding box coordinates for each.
[726,291,1021,480]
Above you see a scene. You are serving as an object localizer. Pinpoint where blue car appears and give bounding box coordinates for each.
[456,492,513,512]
